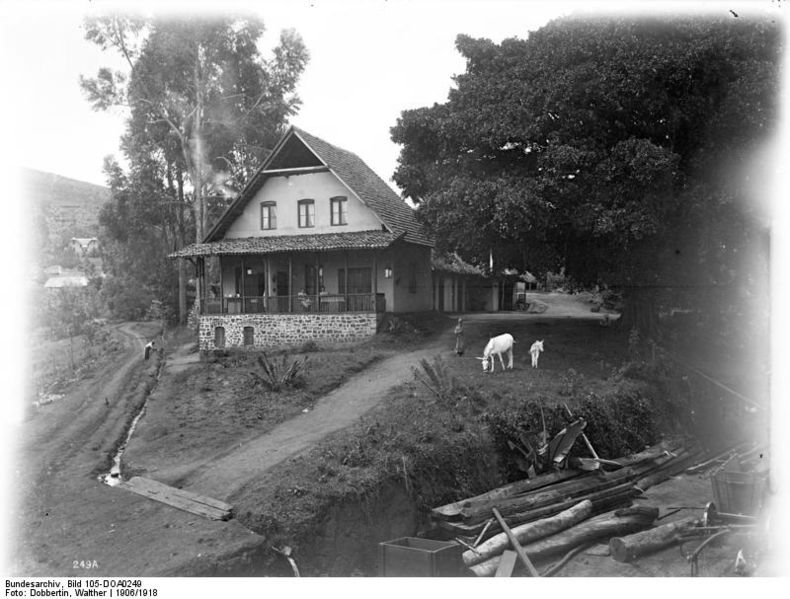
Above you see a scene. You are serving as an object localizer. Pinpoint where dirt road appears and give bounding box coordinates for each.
[10,322,265,576]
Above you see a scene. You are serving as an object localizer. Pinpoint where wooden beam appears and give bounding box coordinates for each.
[288,255,293,313]
[494,551,517,577]
[120,477,233,521]
[492,508,540,577]
[344,250,349,308]
[261,166,330,176]
[241,257,246,310]
[219,257,224,312]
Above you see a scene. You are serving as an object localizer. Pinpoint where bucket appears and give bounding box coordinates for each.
[711,470,767,516]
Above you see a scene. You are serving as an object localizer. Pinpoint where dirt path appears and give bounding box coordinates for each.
[11,322,264,577]
[182,292,609,500]
[182,344,446,500]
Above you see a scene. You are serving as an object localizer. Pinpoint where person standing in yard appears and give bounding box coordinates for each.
[454,318,465,356]
[144,340,155,360]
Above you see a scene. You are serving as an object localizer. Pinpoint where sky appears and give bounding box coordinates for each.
[0,0,574,188]
[2,0,779,190]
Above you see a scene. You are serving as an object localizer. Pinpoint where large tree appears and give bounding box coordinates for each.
[81,15,309,321]
[392,16,780,334]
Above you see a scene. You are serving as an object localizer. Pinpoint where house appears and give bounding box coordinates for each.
[44,271,89,289]
[70,237,99,256]
[431,251,498,312]
[172,126,434,350]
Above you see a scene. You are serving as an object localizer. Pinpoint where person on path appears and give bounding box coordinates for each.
[454,318,465,356]
[144,340,155,360]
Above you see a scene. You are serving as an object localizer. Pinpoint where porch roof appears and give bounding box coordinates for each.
[170,230,404,257]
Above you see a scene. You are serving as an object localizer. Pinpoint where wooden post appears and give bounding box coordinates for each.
[288,255,293,313]
[315,251,320,312]
[492,508,540,577]
[373,250,378,311]
[344,250,349,311]
[265,256,270,310]
[240,258,246,313]
[219,257,224,313]
[201,257,208,312]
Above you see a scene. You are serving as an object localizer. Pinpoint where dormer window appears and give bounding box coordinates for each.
[260,201,277,230]
[330,196,347,226]
[298,199,315,228]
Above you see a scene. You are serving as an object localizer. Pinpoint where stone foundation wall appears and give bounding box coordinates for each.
[199,313,378,350]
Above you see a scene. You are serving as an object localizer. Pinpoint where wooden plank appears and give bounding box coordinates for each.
[492,508,540,577]
[432,470,584,520]
[120,477,233,521]
[124,477,233,511]
[495,551,517,577]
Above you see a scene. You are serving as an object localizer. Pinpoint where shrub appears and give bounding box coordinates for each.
[481,383,662,482]
[249,352,309,392]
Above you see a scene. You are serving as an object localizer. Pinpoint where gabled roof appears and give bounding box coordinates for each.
[170,230,403,258]
[204,126,433,247]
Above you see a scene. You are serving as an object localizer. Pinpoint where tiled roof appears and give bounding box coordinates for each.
[204,126,433,247]
[170,230,403,257]
[292,128,433,247]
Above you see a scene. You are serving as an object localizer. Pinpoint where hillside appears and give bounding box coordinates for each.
[22,167,110,239]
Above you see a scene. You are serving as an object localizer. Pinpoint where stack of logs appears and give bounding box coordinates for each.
[430,439,709,576]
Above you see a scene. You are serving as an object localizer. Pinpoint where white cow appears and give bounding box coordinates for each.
[477,333,515,373]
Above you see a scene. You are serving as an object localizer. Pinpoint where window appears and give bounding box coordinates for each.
[243,326,254,346]
[338,268,372,294]
[298,199,315,228]
[260,202,277,230]
[330,196,347,225]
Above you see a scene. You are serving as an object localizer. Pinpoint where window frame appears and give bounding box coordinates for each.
[330,196,348,226]
[298,199,315,228]
[260,201,277,230]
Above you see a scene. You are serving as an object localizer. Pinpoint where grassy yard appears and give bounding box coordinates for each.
[28,326,127,402]
[123,340,394,480]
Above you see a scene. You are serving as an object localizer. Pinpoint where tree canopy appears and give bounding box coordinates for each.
[81,15,309,321]
[391,15,780,332]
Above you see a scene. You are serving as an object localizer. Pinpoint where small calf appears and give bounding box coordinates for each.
[529,340,544,368]
[477,333,515,373]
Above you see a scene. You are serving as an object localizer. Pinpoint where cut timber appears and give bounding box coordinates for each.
[470,508,658,577]
[463,500,593,567]
[439,484,636,538]
[634,449,703,492]
[120,477,233,521]
[492,508,540,577]
[609,517,700,563]
[495,551,517,577]
[431,469,582,521]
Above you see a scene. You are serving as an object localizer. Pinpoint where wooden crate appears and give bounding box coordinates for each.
[378,537,464,577]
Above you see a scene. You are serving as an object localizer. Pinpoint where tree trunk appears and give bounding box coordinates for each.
[609,517,699,563]
[470,509,658,576]
[463,500,593,567]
